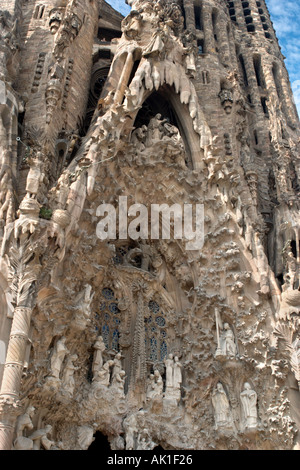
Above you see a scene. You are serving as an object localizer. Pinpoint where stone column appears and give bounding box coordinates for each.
[0,306,33,450]
[183,0,196,32]
[215,12,230,65]
[202,3,214,54]
[114,51,134,106]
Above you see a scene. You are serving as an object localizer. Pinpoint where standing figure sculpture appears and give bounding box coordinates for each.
[211,382,233,430]
[240,382,258,429]
[50,337,69,379]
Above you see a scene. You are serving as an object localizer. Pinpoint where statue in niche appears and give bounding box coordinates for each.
[145,114,167,147]
[164,353,182,402]
[215,309,237,359]
[92,336,106,376]
[240,382,258,429]
[173,356,182,390]
[50,337,69,379]
[282,242,297,291]
[211,382,233,430]
[25,152,45,199]
[61,354,78,396]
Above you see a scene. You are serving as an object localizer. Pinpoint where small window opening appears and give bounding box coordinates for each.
[194,5,203,30]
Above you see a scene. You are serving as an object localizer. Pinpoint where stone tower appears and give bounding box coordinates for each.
[0,0,299,451]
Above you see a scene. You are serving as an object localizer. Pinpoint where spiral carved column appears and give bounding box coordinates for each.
[0,306,33,450]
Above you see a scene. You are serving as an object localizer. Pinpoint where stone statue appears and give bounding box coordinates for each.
[173,356,182,390]
[215,311,237,359]
[29,424,55,450]
[147,369,163,399]
[93,360,114,387]
[220,323,237,358]
[111,352,123,385]
[211,382,233,430]
[73,284,94,328]
[15,405,35,438]
[92,336,106,376]
[61,354,78,396]
[25,152,44,199]
[240,382,258,429]
[77,425,95,450]
[136,428,156,450]
[164,353,174,389]
[50,337,69,379]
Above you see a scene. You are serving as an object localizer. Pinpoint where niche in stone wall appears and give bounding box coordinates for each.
[132,85,196,168]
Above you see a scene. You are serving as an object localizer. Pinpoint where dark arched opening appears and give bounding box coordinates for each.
[88,431,111,451]
[133,85,199,168]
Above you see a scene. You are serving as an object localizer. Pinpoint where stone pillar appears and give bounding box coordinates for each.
[0,306,33,450]
[215,12,230,65]
[183,0,196,32]
[202,4,214,54]
[114,51,134,106]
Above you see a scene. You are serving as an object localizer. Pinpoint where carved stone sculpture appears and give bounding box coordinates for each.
[50,337,69,379]
[240,383,258,429]
[211,383,233,431]
[92,336,106,376]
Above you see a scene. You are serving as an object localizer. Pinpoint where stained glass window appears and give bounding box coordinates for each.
[145,300,167,364]
[96,287,121,351]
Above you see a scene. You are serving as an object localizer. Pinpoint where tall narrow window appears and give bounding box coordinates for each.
[253,55,265,88]
[34,5,45,19]
[238,54,249,87]
[194,5,203,30]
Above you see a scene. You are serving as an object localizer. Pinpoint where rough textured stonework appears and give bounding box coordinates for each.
[0,0,299,451]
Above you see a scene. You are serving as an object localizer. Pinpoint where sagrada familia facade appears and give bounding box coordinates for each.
[0,0,299,451]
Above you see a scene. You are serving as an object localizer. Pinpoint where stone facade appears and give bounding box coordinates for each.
[0,0,299,451]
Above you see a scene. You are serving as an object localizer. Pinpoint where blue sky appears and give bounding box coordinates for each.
[106,0,300,114]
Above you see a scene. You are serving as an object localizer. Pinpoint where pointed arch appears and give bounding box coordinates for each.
[130,83,208,170]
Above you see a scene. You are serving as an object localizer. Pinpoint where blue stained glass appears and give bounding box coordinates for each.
[148,300,159,313]
[160,329,167,338]
[102,324,109,348]
[114,317,120,324]
[99,302,106,311]
[109,302,119,314]
[151,325,157,332]
[150,337,157,361]
[112,328,119,351]
[104,313,110,321]
[102,287,114,300]
[155,316,165,327]
[160,340,168,361]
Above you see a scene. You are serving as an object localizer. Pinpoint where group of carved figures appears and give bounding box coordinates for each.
[212,382,258,431]
[13,406,56,450]
[130,113,185,166]
[146,353,182,403]
[92,337,126,394]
